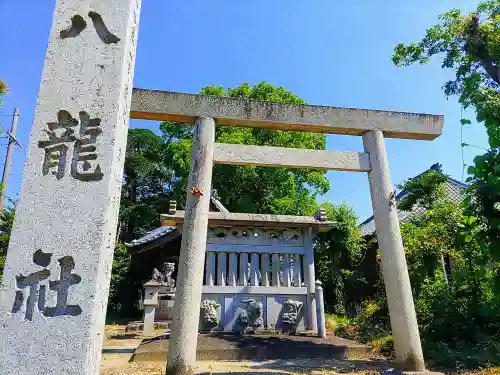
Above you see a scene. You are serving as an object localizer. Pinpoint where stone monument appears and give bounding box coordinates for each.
[0,1,141,374]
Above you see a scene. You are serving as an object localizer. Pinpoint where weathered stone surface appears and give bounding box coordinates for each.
[130,89,444,140]
[199,299,220,332]
[213,143,371,172]
[161,211,336,231]
[363,130,425,371]
[0,0,141,374]
[167,117,216,375]
[315,281,326,338]
[143,281,160,336]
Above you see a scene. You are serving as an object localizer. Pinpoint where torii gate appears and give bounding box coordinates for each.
[0,1,443,375]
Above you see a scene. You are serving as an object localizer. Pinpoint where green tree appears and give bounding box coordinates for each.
[0,200,15,281]
[119,128,172,242]
[108,241,133,315]
[0,77,9,205]
[397,167,449,211]
[0,77,7,142]
[0,77,6,104]
[314,202,365,315]
[163,82,329,215]
[400,202,460,294]
[392,1,500,263]
[396,166,457,287]
[396,165,500,366]
[335,165,500,367]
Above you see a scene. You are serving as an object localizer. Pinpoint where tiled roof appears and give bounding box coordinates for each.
[360,166,468,237]
[125,191,229,248]
[124,226,179,248]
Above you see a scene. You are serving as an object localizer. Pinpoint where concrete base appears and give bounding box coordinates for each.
[131,332,371,362]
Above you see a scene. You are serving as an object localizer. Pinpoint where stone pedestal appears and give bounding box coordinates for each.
[0,1,141,374]
[151,262,176,322]
[157,294,175,321]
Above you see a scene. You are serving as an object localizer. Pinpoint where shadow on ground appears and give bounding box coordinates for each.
[246,358,390,372]
[109,333,139,340]
[194,358,391,375]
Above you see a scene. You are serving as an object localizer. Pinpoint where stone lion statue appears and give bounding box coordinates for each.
[200,299,220,331]
[234,298,263,334]
[280,299,303,334]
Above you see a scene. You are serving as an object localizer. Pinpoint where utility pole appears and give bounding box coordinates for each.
[0,108,21,213]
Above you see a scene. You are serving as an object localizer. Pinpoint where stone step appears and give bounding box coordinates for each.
[130,332,372,362]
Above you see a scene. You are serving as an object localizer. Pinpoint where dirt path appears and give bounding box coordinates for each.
[103,324,166,348]
[100,355,389,375]
[99,325,500,375]
[100,324,387,374]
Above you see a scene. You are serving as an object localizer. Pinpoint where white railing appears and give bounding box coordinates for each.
[204,250,303,288]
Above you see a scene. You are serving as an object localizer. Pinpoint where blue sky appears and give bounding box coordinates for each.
[0,0,488,222]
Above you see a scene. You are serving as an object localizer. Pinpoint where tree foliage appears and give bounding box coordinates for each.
[0,77,7,138]
[396,166,458,292]
[315,202,365,315]
[392,0,500,264]
[108,241,133,314]
[397,166,449,211]
[0,77,7,106]
[392,8,500,363]
[335,166,500,367]
[119,128,171,242]
[0,200,15,282]
[0,77,10,275]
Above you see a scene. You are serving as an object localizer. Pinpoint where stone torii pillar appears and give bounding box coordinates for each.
[363,130,425,371]
[167,117,215,375]
[0,1,141,374]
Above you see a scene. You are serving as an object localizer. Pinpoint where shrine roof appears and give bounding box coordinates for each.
[160,211,336,232]
[125,191,228,250]
[360,163,468,237]
[124,226,179,249]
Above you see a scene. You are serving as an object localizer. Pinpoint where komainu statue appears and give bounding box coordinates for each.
[280,299,303,334]
[200,299,220,331]
[151,262,176,293]
[233,299,263,334]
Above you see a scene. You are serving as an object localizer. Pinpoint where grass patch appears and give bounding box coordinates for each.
[325,314,349,334]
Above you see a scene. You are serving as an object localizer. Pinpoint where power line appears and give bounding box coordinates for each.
[462,143,489,151]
